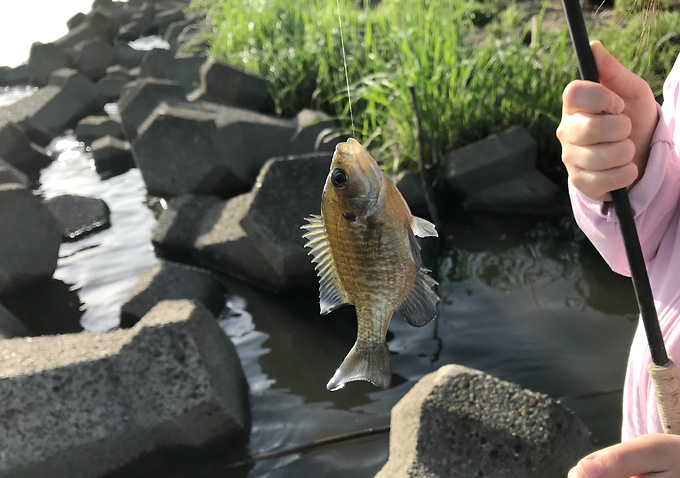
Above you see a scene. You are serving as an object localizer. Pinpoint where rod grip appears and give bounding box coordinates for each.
[648,358,680,434]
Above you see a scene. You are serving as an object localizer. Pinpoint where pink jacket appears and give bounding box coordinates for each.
[570,54,680,441]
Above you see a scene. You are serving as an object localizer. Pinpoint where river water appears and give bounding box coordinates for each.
[0,35,639,478]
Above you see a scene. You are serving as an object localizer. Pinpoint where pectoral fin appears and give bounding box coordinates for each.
[411,216,438,238]
[301,215,349,315]
[326,341,391,391]
[398,268,439,327]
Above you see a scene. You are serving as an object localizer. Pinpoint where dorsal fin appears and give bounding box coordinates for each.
[301,215,350,315]
[411,216,438,238]
[398,268,439,327]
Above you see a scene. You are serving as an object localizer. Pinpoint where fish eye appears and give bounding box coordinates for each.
[331,168,348,189]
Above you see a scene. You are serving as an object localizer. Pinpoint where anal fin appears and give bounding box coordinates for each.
[398,268,439,327]
[326,342,391,391]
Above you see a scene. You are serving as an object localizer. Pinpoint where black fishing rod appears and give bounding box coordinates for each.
[560,0,680,434]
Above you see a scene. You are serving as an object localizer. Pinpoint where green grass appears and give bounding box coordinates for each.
[190,0,678,178]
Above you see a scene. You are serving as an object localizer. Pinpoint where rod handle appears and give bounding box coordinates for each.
[648,358,680,434]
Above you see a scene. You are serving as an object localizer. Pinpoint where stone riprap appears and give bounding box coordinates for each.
[0,184,62,295]
[27,42,72,87]
[0,122,51,174]
[140,49,205,93]
[75,115,123,143]
[0,304,29,339]
[375,364,595,478]
[117,78,186,140]
[0,65,29,86]
[45,194,111,241]
[132,101,338,198]
[444,125,536,196]
[241,153,330,287]
[0,300,250,478]
[96,65,133,102]
[120,260,225,328]
[90,135,135,176]
[394,171,429,218]
[0,68,101,145]
[113,43,147,70]
[0,159,29,187]
[187,57,273,113]
[70,37,115,81]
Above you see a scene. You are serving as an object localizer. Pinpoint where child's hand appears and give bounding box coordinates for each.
[568,433,680,478]
[557,41,658,202]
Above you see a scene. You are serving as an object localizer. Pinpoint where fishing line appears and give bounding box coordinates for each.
[335,0,356,138]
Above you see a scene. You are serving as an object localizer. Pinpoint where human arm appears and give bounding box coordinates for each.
[568,433,680,478]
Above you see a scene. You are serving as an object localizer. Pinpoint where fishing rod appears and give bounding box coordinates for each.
[560,0,680,434]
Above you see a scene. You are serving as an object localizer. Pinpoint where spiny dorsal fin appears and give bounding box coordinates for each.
[301,215,350,315]
[398,268,439,327]
[411,216,438,238]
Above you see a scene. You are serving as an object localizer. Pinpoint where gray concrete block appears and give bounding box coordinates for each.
[193,193,284,290]
[75,115,123,143]
[187,57,273,113]
[118,77,186,140]
[0,122,51,173]
[0,300,250,478]
[466,169,570,217]
[152,194,223,263]
[0,159,29,187]
[113,43,147,70]
[444,125,536,195]
[0,303,29,339]
[241,153,330,287]
[395,171,429,218]
[45,194,111,241]
[375,364,594,478]
[90,135,134,176]
[0,184,62,295]
[140,50,204,93]
[120,260,224,328]
[66,12,86,30]
[0,65,29,87]
[54,10,117,51]
[70,37,115,81]
[27,42,72,86]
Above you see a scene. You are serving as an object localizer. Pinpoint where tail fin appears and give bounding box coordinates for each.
[326,342,391,391]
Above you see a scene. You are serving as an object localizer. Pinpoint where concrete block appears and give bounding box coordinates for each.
[0,159,29,187]
[45,194,111,241]
[0,184,62,295]
[395,171,429,218]
[466,169,570,217]
[90,135,134,176]
[140,49,205,93]
[27,42,72,86]
[120,260,225,328]
[0,304,29,339]
[75,115,123,143]
[70,37,115,81]
[0,65,29,87]
[0,300,250,478]
[375,364,594,478]
[444,126,536,195]
[0,122,51,174]
[117,77,185,140]
[241,153,330,287]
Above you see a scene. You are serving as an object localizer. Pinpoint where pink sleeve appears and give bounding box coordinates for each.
[569,56,680,277]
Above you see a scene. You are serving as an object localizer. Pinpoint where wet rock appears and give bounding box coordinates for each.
[0,122,51,174]
[444,125,536,196]
[0,65,30,86]
[193,193,283,290]
[27,42,72,86]
[70,37,115,81]
[0,300,250,478]
[0,304,29,339]
[0,184,62,295]
[0,69,101,145]
[96,66,133,102]
[75,115,123,143]
[0,159,29,187]
[395,171,429,218]
[375,364,595,478]
[152,194,223,263]
[120,260,225,328]
[117,77,185,140]
[241,153,330,287]
[90,135,135,176]
[187,57,273,112]
[113,43,147,70]
[140,49,205,93]
[66,12,86,30]
[466,169,570,217]
[45,194,111,241]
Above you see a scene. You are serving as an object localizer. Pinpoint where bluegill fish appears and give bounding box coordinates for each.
[301,138,439,391]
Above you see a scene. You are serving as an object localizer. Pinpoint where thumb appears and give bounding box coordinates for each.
[591,40,647,100]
